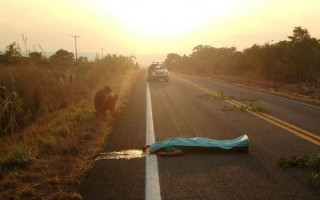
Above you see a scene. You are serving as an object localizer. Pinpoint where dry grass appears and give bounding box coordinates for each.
[0,60,133,135]
[0,69,141,199]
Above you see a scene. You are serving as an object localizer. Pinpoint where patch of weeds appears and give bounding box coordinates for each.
[52,125,70,137]
[79,132,94,141]
[247,103,269,114]
[0,144,38,171]
[217,90,227,100]
[220,102,269,114]
[47,191,82,200]
[49,175,60,186]
[0,176,18,190]
[220,105,245,111]
[59,139,79,155]
[277,154,320,184]
[37,134,56,153]
[249,105,269,114]
[0,192,16,200]
[18,188,35,198]
[226,96,235,100]
[238,97,257,102]
[277,155,309,168]
[216,90,235,100]
[19,173,40,183]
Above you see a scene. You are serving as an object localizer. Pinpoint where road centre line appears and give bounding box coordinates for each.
[197,75,320,109]
[146,82,161,200]
[174,76,320,146]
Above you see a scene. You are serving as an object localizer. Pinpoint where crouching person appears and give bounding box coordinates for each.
[94,86,118,119]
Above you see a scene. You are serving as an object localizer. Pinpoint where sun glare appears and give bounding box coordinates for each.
[96,0,236,37]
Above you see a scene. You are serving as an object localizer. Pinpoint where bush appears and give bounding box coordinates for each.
[277,154,320,183]
[0,144,38,171]
[52,125,70,137]
[0,85,23,135]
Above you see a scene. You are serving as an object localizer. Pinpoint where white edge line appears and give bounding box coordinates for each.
[146,82,161,200]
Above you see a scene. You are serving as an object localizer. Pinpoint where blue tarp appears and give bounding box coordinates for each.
[149,135,250,153]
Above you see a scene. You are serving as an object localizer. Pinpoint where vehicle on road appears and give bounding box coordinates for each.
[147,63,169,82]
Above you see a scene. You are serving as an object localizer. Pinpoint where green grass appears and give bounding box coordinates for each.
[248,105,269,114]
[0,144,38,171]
[277,154,320,184]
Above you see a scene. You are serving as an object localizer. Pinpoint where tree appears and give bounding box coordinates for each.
[0,42,22,64]
[164,53,181,69]
[286,27,320,82]
[78,56,88,63]
[5,42,22,57]
[50,49,74,60]
[29,52,42,62]
[50,49,74,66]
[288,26,310,43]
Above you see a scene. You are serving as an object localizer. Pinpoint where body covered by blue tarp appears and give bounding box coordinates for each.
[149,135,250,153]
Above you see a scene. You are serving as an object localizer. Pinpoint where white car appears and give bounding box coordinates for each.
[147,65,169,82]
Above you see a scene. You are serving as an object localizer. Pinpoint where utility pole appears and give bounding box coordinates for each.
[100,48,104,59]
[22,34,27,57]
[71,35,80,62]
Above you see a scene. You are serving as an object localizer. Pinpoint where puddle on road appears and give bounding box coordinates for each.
[95,149,147,161]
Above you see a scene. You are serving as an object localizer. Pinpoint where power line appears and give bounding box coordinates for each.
[21,34,27,57]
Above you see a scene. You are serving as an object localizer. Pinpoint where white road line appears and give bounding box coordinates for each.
[146,82,161,200]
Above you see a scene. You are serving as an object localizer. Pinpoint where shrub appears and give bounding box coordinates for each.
[58,139,79,155]
[277,154,320,184]
[0,144,38,171]
[37,134,56,154]
[0,87,23,135]
[52,125,70,137]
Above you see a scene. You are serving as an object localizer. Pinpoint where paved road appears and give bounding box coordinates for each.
[81,71,320,199]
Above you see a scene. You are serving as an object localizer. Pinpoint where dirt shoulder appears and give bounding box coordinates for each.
[0,69,142,200]
[194,73,320,106]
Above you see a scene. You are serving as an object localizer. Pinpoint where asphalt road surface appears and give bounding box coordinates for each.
[81,71,320,200]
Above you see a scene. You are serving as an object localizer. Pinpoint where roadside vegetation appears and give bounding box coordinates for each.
[277,155,320,185]
[0,43,140,199]
[198,90,269,113]
[165,27,320,104]
[219,101,269,113]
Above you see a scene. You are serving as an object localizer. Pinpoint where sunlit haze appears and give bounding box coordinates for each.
[1,0,320,65]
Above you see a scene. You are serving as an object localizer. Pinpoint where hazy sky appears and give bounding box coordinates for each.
[1,0,320,65]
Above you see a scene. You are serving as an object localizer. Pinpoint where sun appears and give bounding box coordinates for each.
[96,0,232,37]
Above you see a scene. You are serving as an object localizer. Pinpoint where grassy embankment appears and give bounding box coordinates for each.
[0,63,141,199]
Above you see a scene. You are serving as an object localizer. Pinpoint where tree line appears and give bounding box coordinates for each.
[0,42,139,136]
[165,27,320,89]
[0,42,92,67]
